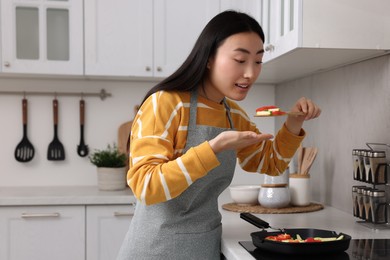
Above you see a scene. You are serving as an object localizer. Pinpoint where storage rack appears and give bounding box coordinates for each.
[354,143,390,230]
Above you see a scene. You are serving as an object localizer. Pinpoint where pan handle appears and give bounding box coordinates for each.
[240,213,270,229]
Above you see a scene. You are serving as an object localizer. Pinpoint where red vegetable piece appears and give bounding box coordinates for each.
[256,105,278,112]
[276,234,292,241]
[305,237,321,243]
[271,111,286,116]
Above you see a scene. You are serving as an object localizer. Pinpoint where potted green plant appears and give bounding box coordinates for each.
[89,143,128,191]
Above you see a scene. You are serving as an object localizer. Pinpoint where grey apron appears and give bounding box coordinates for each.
[117,89,236,260]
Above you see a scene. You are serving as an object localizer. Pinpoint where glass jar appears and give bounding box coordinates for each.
[356,186,366,219]
[369,151,387,184]
[363,188,372,222]
[357,150,367,181]
[352,149,360,180]
[369,189,387,224]
[363,150,372,183]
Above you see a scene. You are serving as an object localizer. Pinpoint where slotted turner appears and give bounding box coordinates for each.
[47,99,65,161]
[14,98,35,162]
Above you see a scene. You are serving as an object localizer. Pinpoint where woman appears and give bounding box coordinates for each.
[117,10,321,260]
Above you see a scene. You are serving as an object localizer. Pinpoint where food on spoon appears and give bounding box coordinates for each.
[265,233,344,243]
[256,105,286,116]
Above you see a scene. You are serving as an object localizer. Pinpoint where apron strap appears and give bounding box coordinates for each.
[189,88,235,130]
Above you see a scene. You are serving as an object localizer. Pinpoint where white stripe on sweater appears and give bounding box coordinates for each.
[162,102,183,139]
[176,157,192,185]
[240,141,265,168]
[159,170,171,200]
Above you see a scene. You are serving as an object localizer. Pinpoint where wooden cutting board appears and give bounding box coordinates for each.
[118,105,139,170]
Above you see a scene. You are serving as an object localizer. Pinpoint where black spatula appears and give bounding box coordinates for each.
[47,99,65,161]
[77,99,89,157]
[14,98,35,162]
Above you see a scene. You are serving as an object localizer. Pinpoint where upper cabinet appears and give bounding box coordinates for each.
[258,0,390,83]
[84,0,220,78]
[0,0,83,75]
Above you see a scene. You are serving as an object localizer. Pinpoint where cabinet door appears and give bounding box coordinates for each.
[153,0,220,77]
[0,206,85,260]
[262,0,301,63]
[0,0,83,75]
[84,0,153,77]
[86,204,135,260]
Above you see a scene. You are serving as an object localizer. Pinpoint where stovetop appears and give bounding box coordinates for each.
[240,239,390,260]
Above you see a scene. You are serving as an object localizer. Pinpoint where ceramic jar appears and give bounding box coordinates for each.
[258,185,290,208]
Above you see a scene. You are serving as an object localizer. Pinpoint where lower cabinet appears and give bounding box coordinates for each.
[0,204,135,260]
[86,205,135,260]
[0,206,85,260]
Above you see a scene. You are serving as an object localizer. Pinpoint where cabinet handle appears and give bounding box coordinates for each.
[265,44,275,52]
[145,66,151,71]
[21,212,61,218]
[114,212,134,217]
[156,66,162,72]
[4,61,10,67]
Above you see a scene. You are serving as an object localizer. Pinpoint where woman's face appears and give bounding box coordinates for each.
[204,32,264,102]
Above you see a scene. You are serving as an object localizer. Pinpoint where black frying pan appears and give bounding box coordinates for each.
[240,213,351,255]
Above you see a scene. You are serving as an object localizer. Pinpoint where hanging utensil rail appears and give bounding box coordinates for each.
[0,88,111,100]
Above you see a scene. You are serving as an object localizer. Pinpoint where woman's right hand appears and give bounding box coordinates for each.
[208,131,273,154]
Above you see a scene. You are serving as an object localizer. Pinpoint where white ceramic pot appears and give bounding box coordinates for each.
[289,174,311,206]
[263,168,289,185]
[97,167,127,191]
[258,186,290,208]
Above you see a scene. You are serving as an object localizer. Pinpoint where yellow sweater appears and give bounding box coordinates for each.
[128,90,305,205]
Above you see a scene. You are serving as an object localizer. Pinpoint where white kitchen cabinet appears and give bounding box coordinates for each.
[0,0,83,75]
[0,206,85,260]
[86,204,135,260]
[258,0,390,84]
[85,0,220,78]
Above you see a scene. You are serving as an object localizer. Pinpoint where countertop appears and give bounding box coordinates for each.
[1,186,389,260]
[0,186,135,206]
[218,191,390,260]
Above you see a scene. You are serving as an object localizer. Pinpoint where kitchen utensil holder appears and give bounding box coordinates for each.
[0,89,111,100]
[353,143,390,230]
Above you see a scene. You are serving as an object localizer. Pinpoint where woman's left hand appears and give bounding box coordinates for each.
[286,97,321,135]
[292,97,321,121]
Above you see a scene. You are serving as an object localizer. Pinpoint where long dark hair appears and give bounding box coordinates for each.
[141,10,265,104]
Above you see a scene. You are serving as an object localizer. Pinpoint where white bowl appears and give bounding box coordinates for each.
[229,185,261,205]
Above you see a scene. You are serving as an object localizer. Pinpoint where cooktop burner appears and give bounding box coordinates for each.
[240,239,390,260]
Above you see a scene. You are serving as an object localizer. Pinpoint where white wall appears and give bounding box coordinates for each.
[275,54,390,213]
[0,76,275,187]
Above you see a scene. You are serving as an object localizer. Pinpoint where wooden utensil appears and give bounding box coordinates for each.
[77,99,89,157]
[47,99,65,161]
[303,147,318,175]
[297,145,304,174]
[301,147,318,175]
[14,98,35,162]
[254,111,305,117]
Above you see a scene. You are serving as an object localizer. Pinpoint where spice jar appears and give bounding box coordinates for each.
[369,151,387,184]
[363,150,372,183]
[352,186,363,217]
[363,188,372,222]
[352,149,360,180]
[369,189,387,224]
[356,186,366,219]
[357,150,367,181]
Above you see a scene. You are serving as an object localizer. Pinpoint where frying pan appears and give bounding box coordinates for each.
[240,213,351,255]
